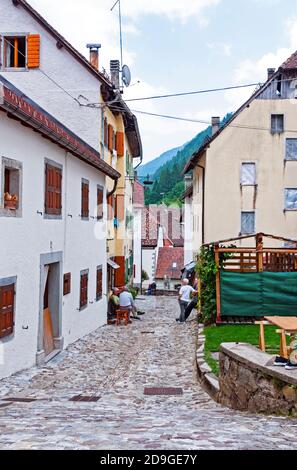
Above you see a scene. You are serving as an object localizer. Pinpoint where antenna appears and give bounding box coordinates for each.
[111,0,124,86]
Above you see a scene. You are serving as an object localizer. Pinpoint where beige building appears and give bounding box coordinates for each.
[184,55,297,256]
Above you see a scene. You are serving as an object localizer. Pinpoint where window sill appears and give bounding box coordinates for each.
[79,305,88,312]
[81,216,90,221]
[0,207,22,218]
[240,184,258,188]
[2,67,28,72]
[44,213,62,220]
[284,209,297,212]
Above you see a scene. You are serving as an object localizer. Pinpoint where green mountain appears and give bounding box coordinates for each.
[138,144,185,178]
[145,113,233,206]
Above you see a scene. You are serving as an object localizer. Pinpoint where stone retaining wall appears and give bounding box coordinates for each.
[219,343,297,416]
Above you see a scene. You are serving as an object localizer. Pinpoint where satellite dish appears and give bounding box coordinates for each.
[122,65,131,87]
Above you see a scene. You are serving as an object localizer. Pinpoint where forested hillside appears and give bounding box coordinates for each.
[144,113,232,206]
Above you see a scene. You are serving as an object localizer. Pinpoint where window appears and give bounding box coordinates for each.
[63,273,71,296]
[241,212,255,234]
[45,163,62,216]
[108,125,114,152]
[285,189,297,210]
[271,114,284,134]
[107,194,114,220]
[79,271,88,310]
[96,266,103,301]
[241,163,256,185]
[2,34,40,69]
[0,282,15,339]
[2,159,21,212]
[286,139,297,161]
[116,132,124,157]
[104,119,108,147]
[115,194,125,221]
[81,179,89,219]
[97,185,104,220]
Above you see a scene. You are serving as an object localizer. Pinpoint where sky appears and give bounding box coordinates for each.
[29,0,297,164]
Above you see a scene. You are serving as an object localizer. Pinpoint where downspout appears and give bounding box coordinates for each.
[107,178,118,198]
[197,164,205,245]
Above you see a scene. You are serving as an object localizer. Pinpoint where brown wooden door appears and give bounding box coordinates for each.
[43,308,55,357]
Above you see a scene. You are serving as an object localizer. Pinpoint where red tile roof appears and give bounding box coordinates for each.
[155,247,184,279]
[133,180,145,207]
[141,205,184,248]
[281,51,297,70]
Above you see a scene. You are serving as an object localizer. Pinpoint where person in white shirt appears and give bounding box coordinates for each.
[119,286,139,319]
[176,279,197,323]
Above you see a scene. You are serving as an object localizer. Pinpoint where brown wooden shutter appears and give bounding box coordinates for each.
[97,186,104,220]
[0,284,14,339]
[81,182,89,218]
[115,194,125,221]
[45,164,62,215]
[63,273,71,296]
[96,266,103,301]
[108,124,113,152]
[27,34,40,68]
[104,119,108,147]
[116,132,124,157]
[107,195,114,220]
[114,257,125,287]
[80,273,88,309]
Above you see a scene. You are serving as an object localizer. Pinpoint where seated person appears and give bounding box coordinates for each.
[108,288,120,320]
[119,286,139,320]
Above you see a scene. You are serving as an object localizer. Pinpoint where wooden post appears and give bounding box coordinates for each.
[277,329,289,359]
[258,321,266,352]
[256,233,264,272]
[214,245,221,323]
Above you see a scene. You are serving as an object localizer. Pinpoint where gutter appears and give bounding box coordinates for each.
[197,164,205,245]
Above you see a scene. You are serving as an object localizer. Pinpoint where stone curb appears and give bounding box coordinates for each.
[196,325,220,402]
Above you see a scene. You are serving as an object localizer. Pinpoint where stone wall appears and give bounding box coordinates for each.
[219,343,297,416]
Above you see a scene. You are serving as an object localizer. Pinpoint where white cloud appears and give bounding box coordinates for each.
[207,42,232,56]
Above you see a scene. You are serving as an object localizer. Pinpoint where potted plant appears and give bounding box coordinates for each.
[4,193,18,210]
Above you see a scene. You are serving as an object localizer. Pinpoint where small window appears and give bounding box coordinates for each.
[63,273,71,296]
[96,266,103,301]
[286,139,297,161]
[80,271,88,310]
[0,283,15,339]
[271,114,284,134]
[241,212,255,234]
[81,180,89,219]
[45,163,62,216]
[3,166,20,210]
[241,163,256,185]
[97,186,104,220]
[104,118,108,147]
[3,36,26,68]
[285,189,297,210]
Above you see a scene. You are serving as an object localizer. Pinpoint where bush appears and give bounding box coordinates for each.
[142,270,149,282]
[129,286,139,300]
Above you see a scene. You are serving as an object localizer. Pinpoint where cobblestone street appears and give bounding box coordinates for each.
[0,296,297,450]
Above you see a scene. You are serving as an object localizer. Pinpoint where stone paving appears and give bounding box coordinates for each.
[0,296,297,450]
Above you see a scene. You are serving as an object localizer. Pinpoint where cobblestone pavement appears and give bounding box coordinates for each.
[0,296,297,450]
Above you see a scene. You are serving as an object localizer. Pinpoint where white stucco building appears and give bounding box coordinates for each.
[0,77,120,379]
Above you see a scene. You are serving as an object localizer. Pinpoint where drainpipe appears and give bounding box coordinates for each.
[107,178,118,198]
[197,164,205,245]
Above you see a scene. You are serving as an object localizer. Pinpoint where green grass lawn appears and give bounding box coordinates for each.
[203,325,289,376]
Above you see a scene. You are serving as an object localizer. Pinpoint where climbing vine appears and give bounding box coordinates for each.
[196,245,233,325]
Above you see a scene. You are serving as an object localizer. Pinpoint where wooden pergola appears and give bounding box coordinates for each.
[204,233,297,323]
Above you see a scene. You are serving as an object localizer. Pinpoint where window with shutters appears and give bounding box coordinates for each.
[2,34,40,69]
[45,162,62,218]
[0,281,15,339]
[271,114,284,134]
[63,273,71,296]
[79,270,88,310]
[96,266,103,301]
[241,163,256,185]
[241,211,255,235]
[115,194,125,221]
[285,189,297,210]
[104,118,108,147]
[107,194,114,220]
[1,157,22,217]
[286,139,297,161]
[97,185,104,220]
[81,179,89,219]
[108,125,114,152]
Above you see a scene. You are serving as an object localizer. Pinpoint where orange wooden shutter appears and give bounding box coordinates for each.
[108,125,113,152]
[45,164,62,215]
[115,194,125,221]
[96,267,103,300]
[27,34,40,68]
[97,186,104,220]
[0,284,14,339]
[107,195,113,220]
[116,132,124,157]
[114,256,125,287]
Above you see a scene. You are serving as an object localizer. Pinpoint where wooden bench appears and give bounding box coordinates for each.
[256,317,297,359]
[116,309,130,326]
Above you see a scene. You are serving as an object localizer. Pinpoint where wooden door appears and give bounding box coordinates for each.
[43,308,54,357]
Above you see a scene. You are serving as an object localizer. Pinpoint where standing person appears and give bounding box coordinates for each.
[176,279,197,323]
[119,286,140,320]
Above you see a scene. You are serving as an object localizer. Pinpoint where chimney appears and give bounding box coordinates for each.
[86,43,101,70]
[110,60,120,89]
[211,116,220,136]
[267,68,276,80]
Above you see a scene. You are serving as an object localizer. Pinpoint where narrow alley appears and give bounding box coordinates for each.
[0,297,296,450]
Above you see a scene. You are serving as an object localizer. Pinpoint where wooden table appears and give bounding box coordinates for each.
[256,317,297,359]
